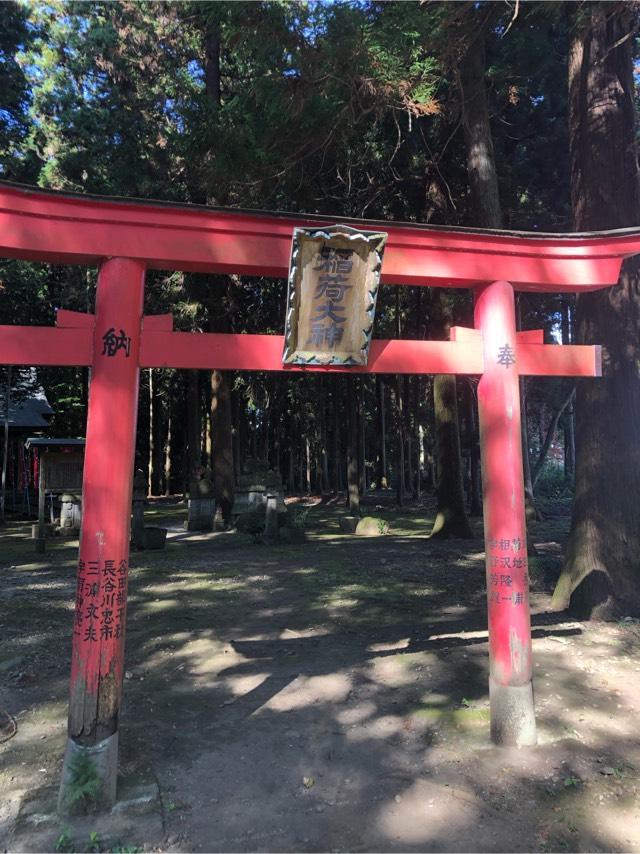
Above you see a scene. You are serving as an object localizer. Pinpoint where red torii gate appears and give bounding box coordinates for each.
[1,181,639,812]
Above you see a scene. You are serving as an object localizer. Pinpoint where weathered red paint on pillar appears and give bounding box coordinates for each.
[474,280,536,746]
[59,257,145,812]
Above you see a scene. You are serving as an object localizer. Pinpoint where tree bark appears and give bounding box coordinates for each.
[520,377,539,521]
[319,380,330,493]
[429,290,471,537]
[186,370,201,484]
[357,378,366,496]
[332,378,341,493]
[561,297,576,483]
[466,380,483,516]
[377,377,387,488]
[147,369,154,496]
[346,374,360,513]
[459,17,503,230]
[394,289,405,506]
[164,414,172,496]
[1,367,12,524]
[552,2,640,618]
[430,374,473,538]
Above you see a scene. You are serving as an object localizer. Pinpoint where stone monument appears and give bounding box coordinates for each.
[232,459,286,521]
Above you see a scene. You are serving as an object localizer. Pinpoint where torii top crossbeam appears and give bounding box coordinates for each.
[0,180,638,813]
[3,180,640,289]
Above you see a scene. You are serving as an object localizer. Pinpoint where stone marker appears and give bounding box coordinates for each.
[187,474,215,531]
[355,516,389,536]
[264,493,279,542]
[131,471,146,549]
[233,458,286,519]
[59,493,82,531]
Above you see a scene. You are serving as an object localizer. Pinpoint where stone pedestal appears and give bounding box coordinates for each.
[187,477,214,531]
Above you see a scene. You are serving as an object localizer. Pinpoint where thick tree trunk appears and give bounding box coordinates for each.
[429,290,472,537]
[553,3,640,618]
[430,374,473,538]
[466,380,483,516]
[459,20,503,230]
[211,366,234,525]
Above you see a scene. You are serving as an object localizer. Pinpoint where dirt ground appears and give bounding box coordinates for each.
[2,497,640,853]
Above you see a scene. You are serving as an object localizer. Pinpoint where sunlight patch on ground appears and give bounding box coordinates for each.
[256,672,352,712]
[224,673,273,697]
[366,656,420,687]
[335,701,377,726]
[368,638,411,653]
[346,713,404,742]
[377,777,482,845]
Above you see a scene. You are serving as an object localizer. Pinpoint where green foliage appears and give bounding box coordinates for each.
[0,0,580,490]
[235,510,265,541]
[87,831,102,852]
[535,464,572,499]
[62,751,101,812]
[290,507,309,530]
[55,829,74,853]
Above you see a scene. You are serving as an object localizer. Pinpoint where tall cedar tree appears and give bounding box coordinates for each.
[552,2,640,618]
[204,15,235,526]
[429,7,501,539]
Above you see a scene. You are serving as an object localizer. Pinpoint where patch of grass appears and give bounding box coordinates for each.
[87,831,102,852]
[55,828,74,853]
[412,704,490,728]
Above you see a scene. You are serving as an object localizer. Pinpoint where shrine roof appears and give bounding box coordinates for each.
[2,180,640,292]
[25,437,85,448]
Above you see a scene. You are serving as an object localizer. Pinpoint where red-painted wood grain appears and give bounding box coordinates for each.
[0,182,633,290]
[67,258,144,739]
[475,281,532,690]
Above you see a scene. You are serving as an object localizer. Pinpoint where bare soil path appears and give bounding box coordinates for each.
[1,499,639,852]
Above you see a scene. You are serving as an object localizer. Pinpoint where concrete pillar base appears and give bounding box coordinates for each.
[489,678,536,747]
[58,732,119,815]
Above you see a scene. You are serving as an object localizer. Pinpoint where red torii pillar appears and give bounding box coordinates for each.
[0,182,622,811]
[60,259,145,809]
[475,281,535,744]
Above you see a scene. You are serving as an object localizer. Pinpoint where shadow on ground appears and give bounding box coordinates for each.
[1,501,640,852]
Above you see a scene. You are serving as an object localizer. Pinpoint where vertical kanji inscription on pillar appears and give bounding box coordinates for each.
[60,257,145,812]
[475,280,536,746]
